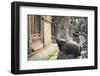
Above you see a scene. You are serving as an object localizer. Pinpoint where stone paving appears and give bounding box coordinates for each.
[28,44,60,61]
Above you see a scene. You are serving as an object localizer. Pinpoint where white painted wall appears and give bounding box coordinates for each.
[0,0,99,76]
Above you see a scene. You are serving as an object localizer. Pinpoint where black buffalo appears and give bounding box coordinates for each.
[56,38,81,59]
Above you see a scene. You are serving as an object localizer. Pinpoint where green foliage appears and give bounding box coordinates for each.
[48,48,59,60]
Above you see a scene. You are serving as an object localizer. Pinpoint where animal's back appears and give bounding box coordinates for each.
[62,40,81,58]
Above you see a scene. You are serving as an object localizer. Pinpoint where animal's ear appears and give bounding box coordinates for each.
[56,38,66,44]
[60,39,66,46]
[56,38,66,50]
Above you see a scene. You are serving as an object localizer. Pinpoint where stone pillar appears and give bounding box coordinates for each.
[43,16,52,47]
[56,17,70,40]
